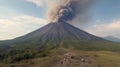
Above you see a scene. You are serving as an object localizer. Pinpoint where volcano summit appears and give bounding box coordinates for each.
[9,0,105,46]
[7,21,106,49]
[0,0,106,49]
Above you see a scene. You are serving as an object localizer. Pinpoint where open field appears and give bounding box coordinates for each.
[0,48,120,67]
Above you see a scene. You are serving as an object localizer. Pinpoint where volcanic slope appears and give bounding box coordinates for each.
[1,22,120,52]
[12,22,104,44]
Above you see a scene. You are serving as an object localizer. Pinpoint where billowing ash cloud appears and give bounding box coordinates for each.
[47,0,93,23]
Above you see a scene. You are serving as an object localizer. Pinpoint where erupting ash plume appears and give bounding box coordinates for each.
[47,0,93,23]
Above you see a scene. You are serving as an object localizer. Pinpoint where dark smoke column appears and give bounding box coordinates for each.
[48,0,93,23]
[53,6,73,22]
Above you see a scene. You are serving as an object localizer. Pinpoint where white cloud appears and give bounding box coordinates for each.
[26,0,43,7]
[86,20,120,38]
[0,15,48,40]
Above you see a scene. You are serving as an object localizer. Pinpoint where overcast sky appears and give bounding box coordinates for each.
[0,0,120,40]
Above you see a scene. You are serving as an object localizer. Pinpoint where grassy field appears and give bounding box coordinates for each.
[33,49,120,67]
[0,40,120,67]
[72,50,120,67]
[1,48,120,67]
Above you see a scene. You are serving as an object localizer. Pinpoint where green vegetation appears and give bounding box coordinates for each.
[0,48,50,63]
[0,40,120,67]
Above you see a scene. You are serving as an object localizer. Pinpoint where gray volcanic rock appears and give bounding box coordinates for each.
[12,22,104,44]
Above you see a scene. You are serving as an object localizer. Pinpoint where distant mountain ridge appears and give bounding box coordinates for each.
[104,36,120,43]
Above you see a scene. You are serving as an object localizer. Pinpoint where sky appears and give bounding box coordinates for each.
[0,0,120,40]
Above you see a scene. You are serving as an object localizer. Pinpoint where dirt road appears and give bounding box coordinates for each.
[55,53,94,67]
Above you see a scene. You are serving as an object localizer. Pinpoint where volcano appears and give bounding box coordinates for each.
[4,0,107,47]
[1,21,120,58]
[7,21,105,46]
[0,21,120,67]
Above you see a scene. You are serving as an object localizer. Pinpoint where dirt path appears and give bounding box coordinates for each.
[55,53,94,67]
